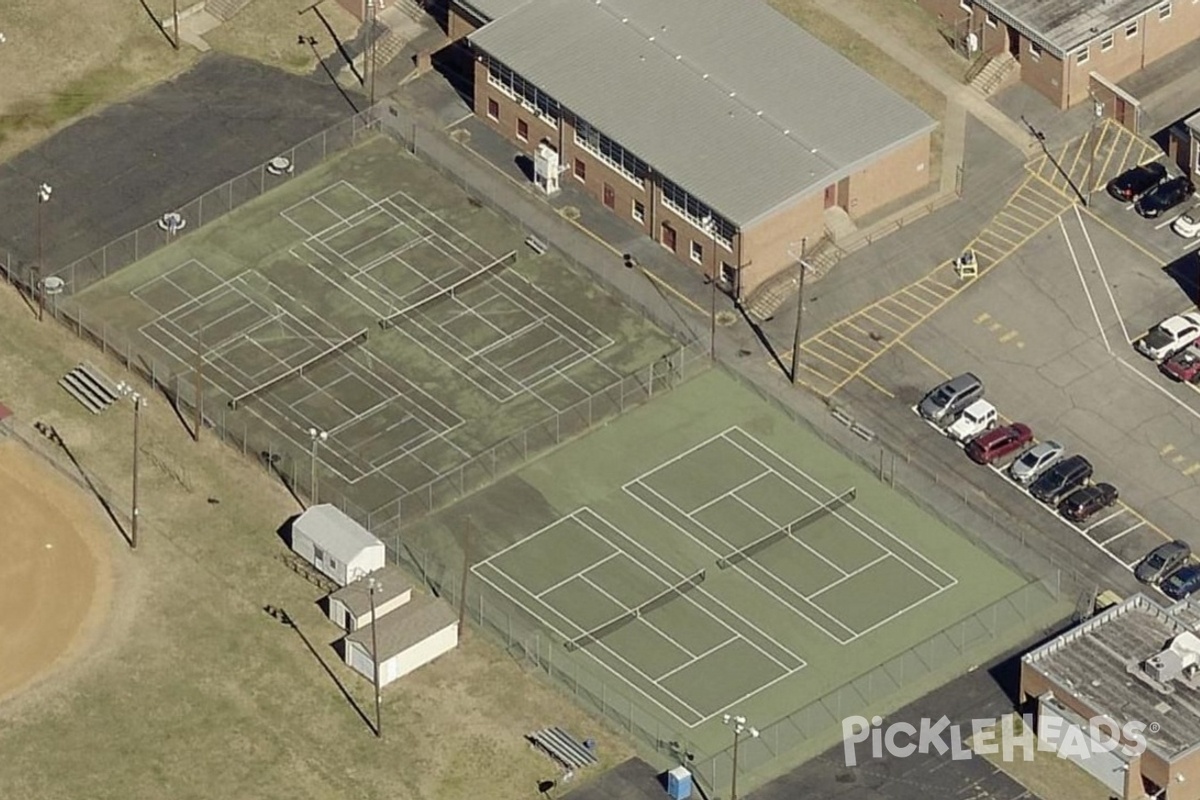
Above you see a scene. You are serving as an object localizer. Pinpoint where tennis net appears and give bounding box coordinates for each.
[377,249,517,329]
[228,327,369,409]
[563,569,706,652]
[717,487,857,570]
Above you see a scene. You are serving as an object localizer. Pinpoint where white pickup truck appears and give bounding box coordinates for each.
[947,400,997,442]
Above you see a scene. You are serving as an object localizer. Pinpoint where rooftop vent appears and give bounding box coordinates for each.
[1143,632,1200,684]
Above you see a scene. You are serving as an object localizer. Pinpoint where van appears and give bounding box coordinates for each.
[917,373,983,424]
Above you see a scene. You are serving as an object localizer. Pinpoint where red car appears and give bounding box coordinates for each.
[965,423,1033,465]
[1161,343,1200,383]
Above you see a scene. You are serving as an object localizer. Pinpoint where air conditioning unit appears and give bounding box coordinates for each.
[534,142,561,196]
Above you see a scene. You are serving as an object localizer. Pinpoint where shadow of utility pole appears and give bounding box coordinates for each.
[37,422,132,548]
[136,0,180,49]
[268,605,376,735]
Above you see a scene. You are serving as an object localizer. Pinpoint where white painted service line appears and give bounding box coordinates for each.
[1074,205,1132,345]
[1060,215,1112,354]
[1117,356,1200,424]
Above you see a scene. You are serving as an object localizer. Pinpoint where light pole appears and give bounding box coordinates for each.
[367,575,383,738]
[307,427,328,503]
[789,238,808,386]
[367,0,377,115]
[116,382,145,550]
[1086,93,1104,206]
[702,215,718,361]
[722,714,758,800]
[35,182,52,322]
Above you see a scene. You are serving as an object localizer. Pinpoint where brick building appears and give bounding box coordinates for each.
[1021,594,1200,800]
[919,0,1200,109]
[446,0,935,298]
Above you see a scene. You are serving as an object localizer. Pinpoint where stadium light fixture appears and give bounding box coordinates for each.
[722,713,758,800]
[116,381,146,550]
[307,427,328,503]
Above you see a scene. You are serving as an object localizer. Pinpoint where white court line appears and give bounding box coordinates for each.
[729,493,849,578]
[727,427,958,589]
[579,575,697,659]
[654,637,740,682]
[574,508,804,670]
[1060,215,1111,354]
[470,562,706,724]
[534,551,621,599]
[1099,521,1145,547]
[628,479,857,643]
[1074,206,1132,345]
[805,554,891,601]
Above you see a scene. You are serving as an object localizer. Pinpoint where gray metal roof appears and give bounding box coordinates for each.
[1023,594,1200,759]
[468,0,935,228]
[294,504,383,565]
[981,0,1167,57]
[1187,109,1200,132]
[346,594,457,660]
[453,0,530,23]
[328,564,412,617]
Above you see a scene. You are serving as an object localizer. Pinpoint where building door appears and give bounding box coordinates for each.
[1007,27,1020,59]
[603,183,616,209]
[1114,96,1128,127]
[661,222,677,252]
[823,184,837,209]
[837,178,850,211]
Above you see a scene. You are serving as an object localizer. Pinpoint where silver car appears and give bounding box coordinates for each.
[1008,440,1064,485]
[1135,540,1191,585]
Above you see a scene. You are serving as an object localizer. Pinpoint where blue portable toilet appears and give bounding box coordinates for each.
[666,766,693,800]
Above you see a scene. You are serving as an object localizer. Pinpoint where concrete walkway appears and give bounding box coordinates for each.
[813,0,1037,156]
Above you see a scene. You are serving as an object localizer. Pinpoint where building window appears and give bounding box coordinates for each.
[690,240,704,264]
[516,118,528,142]
[1125,20,1139,38]
[632,199,645,223]
[1029,41,1041,60]
[485,56,560,127]
[574,118,647,185]
[1101,32,1114,51]
[573,158,586,182]
[1159,1,1172,19]
[660,178,734,249]
[985,12,998,27]
[487,98,499,121]
[1075,47,1089,65]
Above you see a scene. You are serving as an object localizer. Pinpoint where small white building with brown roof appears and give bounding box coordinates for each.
[327,564,413,632]
[343,594,459,688]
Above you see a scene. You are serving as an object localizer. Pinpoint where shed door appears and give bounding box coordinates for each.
[349,642,374,679]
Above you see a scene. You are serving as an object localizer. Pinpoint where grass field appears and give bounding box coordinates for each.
[399,369,1069,788]
[70,134,678,520]
[0,266,634,800]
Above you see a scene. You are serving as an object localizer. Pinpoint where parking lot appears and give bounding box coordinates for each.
[826,132,1200,594]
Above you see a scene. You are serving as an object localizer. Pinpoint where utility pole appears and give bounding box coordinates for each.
[173,0,180,49]
[790,238,808,386]
[131,392,144,550]
[457,516,474,641]
[193,337,204,443]
[367,0,378,115]
[704,216,718,361]
[308,428,328,504]
[368,576,383,738]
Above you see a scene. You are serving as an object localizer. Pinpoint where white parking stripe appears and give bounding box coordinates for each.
[1099,521,1144,547]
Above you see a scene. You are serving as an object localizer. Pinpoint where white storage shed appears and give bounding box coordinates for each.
[343,594,458,688]
[327,564,413,632]
[290,504,385,587]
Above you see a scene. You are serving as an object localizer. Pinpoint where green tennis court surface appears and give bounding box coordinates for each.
[68,135,677,519]
[403,368,1063,773]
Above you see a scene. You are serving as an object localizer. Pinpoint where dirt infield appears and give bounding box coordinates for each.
[0,439,112,701]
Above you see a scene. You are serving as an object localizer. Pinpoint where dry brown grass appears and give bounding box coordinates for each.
[0,279,634,798]
[205,0,363,74]
[0,0,199,160]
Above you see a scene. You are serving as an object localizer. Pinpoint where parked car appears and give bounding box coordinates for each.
[1107,161,1167,201]
[1136,312,1200,361]
[1029,455,1093,504]
[1009,440,1064,485]
[947,400,997,443]
[1161,343,1200,383]
[1057,483,1119,523]
[1135,539,1191,585]
[1172,203,1200,238]
[1163,564,1200,601]
[965,423,1033,465]
[917,373,984,425]
[1136,176,1196,218]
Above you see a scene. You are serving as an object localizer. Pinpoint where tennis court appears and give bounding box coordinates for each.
[70,135,677,513]
[403,368,1050,768]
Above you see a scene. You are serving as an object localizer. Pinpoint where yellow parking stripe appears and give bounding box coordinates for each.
[900,289,937,310]
[857,371,896,399]
[829,328,879,356]
[809,338,862,369]
[800,344,854,375]
[895,340,951,378]
[861,309,904,335]
[1079,206,1163,264]
[882,295,923,319]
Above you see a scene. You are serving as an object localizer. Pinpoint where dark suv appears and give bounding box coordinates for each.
[1030,455,1093,504]
[1135,175,1195,218]
[1107,162,1167,201]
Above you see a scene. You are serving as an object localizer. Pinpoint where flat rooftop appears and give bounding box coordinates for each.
[986,0,1167,56]
[1023,594,1200,758]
